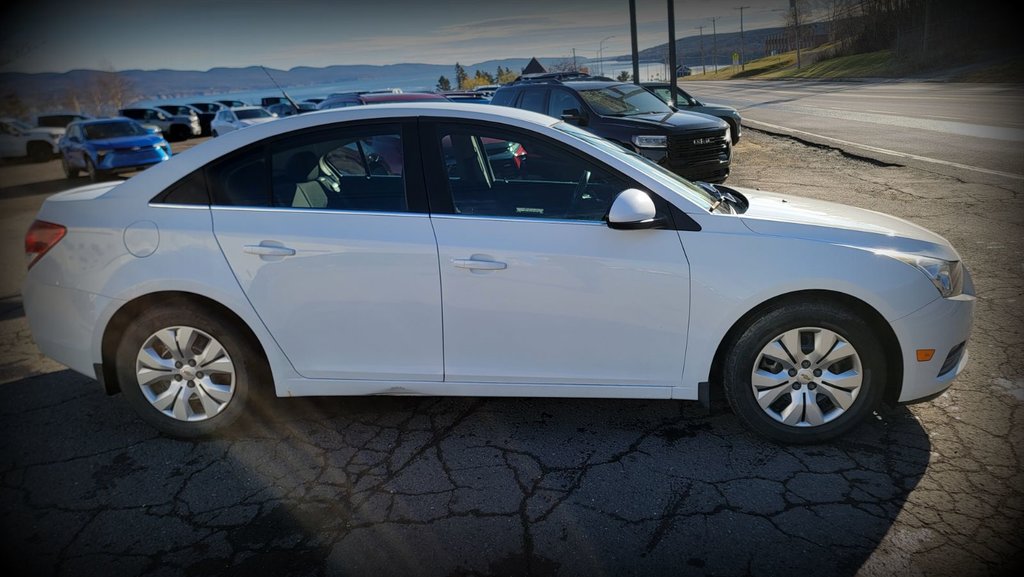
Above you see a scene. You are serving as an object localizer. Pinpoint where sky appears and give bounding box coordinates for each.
[1,0,795,74]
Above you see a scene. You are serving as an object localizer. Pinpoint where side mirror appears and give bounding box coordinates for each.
[560,108,587,126]
[607,189,664,230]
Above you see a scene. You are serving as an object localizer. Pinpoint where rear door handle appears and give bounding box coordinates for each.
[452,257,507,271]
[243,243,296,257]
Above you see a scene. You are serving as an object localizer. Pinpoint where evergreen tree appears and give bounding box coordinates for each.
[436,75,452,91]
[454,63,468,90]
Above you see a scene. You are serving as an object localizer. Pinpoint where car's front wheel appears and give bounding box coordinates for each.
[61,155,79,178]
[722,301,886,444]
[85,158,104,182]
[115,304,257,437]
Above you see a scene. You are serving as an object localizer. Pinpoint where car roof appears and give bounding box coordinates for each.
[230,106,266,111]
[70,117,139,127]
[360,93,448,103]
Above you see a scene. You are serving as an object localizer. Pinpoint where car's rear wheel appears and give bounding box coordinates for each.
[722,301,886,444]
[170,125,189,141]
[115,304,256,437]
[61,155,79,178]
[28,141,52,163]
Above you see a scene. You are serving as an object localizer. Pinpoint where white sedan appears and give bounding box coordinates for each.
[210,106,276,136]
[21,103,974,443]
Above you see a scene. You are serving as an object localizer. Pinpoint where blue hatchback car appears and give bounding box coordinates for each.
[60,118,172,181]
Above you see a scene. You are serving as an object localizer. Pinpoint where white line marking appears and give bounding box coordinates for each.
[745,119,1024,181]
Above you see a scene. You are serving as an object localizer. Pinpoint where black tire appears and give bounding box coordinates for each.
[85,158,104,182]
[722,301,886,444]
[28,141,52,163]
[170,125,189,142]
[115,302,261,438]
[61,155,79,178]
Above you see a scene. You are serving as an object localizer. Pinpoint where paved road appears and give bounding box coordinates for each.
[1,130,1022,576]
[686,80,1024,183]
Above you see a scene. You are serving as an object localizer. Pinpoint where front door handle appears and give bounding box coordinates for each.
[452,257,507,271]
[243,242,296,257]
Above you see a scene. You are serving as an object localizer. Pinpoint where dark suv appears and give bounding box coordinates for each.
[492,77,731,182]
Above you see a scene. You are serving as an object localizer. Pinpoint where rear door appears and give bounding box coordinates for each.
[210,120,443,381]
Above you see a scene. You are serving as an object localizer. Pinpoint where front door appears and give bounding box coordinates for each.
[426,121,690,387]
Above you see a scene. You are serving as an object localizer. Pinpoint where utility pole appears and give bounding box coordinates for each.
[710,16,720,73]
[696,25,705,75]
[790,0,802,69]
[667,0,678,105]
[629,0,640,84]
[735,5,750,71]
[598,35,615,77]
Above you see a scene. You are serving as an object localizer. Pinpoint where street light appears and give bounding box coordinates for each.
[598,35,615,76]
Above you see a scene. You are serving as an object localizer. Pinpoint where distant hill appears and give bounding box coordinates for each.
[620,26,788,67]
[0,58,572,110]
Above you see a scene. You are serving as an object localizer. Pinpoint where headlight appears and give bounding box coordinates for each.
[881,251,964,297]
[631,135,667,148]
[724,126,731,143]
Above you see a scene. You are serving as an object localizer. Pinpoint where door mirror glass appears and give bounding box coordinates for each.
[560,108,587,126]
[608,188,662,229]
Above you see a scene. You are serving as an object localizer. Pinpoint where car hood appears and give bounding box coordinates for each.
[693,103,738,117]
[30,127,64,137]
[605,110,725,131]
[86,134,165,149]
[734,187,959,261]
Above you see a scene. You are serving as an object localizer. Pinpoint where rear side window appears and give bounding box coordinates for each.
[153,170,209,205]
[518,89,546,114]
[269,124,406,212]
[207,147,268,206]
[205,123,409,212]
[489,89,517,107]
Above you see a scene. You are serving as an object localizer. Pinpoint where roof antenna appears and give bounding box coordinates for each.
[261,66,299,109]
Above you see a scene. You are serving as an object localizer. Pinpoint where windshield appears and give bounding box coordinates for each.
[553,121,716,210]
[236,108,272,119]
[84,121,147,139]
[579,85,673,116]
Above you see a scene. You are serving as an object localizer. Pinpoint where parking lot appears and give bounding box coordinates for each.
[1,128,1022,576]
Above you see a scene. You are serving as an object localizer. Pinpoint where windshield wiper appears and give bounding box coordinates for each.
[695,181,735,212]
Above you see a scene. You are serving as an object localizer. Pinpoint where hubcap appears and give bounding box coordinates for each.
[135,326,236,422]
[750,327,862,428]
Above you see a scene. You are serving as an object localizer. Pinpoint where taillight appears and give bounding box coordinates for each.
[25,220,66,269]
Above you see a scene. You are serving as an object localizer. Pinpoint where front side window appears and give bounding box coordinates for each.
[438,123,627,221]
[547,89,582,117]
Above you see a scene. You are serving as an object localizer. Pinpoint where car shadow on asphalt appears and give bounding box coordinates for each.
[0,370,931,577]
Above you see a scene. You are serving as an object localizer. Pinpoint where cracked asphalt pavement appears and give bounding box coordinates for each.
[1,130,1021,576]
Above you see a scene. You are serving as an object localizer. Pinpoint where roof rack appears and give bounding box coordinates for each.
[510,71,615,84]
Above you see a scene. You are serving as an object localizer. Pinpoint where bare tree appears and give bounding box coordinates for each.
[83,68,136,116]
